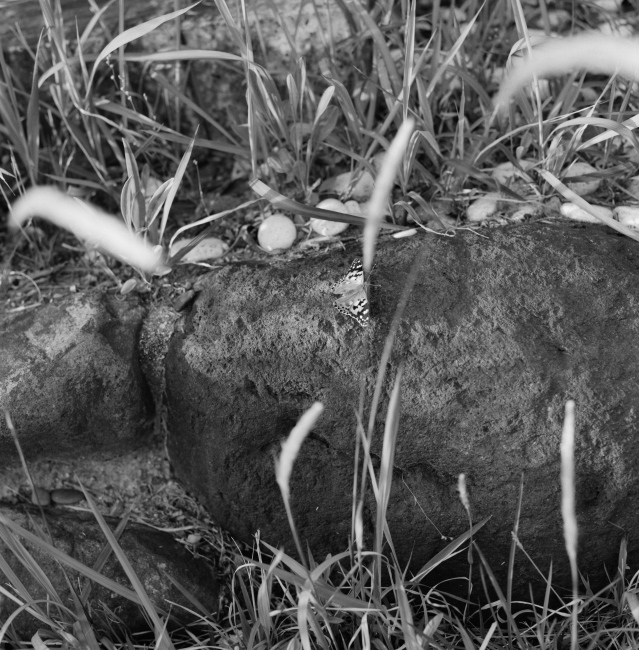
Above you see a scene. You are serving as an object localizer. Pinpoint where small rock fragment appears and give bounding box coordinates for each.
[51,489,85,505]
[560,202,612,223]
[614,206,639,228]
[32,487,51,506]
[170,237,228,263]
[466,194,500,222]
[257,214,297,252]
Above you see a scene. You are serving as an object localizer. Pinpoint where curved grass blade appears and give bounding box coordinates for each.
[249,179,408,231]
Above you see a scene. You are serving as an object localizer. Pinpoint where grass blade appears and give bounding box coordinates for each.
[87,2,200,92]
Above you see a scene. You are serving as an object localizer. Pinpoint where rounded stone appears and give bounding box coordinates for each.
[31,487,51,506]
[51,488,85,505]
[310,199,350,236]
[560,202,612,223]
[257,214,297,252]
[615,206,639,228]
[466,194,500,222]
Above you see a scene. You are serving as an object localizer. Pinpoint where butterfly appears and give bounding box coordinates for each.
[330,258,370,327]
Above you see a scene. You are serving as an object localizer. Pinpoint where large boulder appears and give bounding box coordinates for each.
[0,292,154,466]
[165,222,639,596]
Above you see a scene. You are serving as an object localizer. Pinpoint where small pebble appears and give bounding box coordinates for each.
[614,206,639,228]
[32,487,51,506]
[310,199,350,236]
[51,488,85,505]
[257,214,297,252]
[466,193,500,222]
[170,237,228,262]
[344,200,361,216]
[564,161,601,197]
[560,202,612,223]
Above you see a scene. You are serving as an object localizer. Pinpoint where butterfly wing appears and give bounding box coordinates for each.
[331,258,370,327]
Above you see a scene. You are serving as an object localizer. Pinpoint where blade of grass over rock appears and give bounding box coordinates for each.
[561,400,579,650]
[77,482,175,650]
[374,366,402,579]
[0,539,54,629]
[365,246,427,500]
[539,170,639,243]
[246,551,372,611]
[0,595,66,642]
[363,118,414,273]
[0,515,145,607]
[507,473,525,648]
[410,517,490,584]
[474,545,526,648]
[249,179,406,230]
[274,402,324,570]
[79,511,131,604]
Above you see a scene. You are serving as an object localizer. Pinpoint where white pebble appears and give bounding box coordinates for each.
[344,200,361,215]
[560,202,612,223]
[614,206,639,228]
[466,193,500,222]
[564,161,601,197]
[171,237,228,262]
[310,199,350,236]
[257,214,297,251]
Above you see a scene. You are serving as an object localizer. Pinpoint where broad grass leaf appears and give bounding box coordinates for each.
[87,2,200,92]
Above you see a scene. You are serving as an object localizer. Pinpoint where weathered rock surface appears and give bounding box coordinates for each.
[0,293,153,466]
[0,504,220,638]
[165,222,639,595]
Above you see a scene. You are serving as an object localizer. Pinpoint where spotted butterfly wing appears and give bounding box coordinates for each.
[331,258,370,327]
